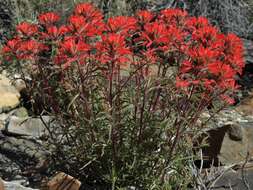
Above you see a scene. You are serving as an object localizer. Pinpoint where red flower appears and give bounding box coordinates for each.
[136,10,154,23]
[69,15,86,30]
[186,17,210,30]
[96,33,132,65]
[107,16,137,35]
[54,38,91,68]
[1,37,22,60]
[41,25,69,39]
[160,9,188,25]
[17,40,47,59]
[74,2,103,21]
[2,38,21,54]
[16,22,38,36]
[180,60,192,73]
[220,95,235,105]
[59,38,90,56]
[176,77,190,88]
[38,12,60,25]
[142,21,168,47]
[68,15,101,37]
[192,26,219,45]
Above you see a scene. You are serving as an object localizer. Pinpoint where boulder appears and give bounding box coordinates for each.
[0,132,51,183]
[0,153,22,181]
[2,180,38,190]
[236,92,253,116]
[11,107,28,118]
[5,116,50,137]
[0,113,9,130]
[211,162,253,190]
[0,74,20,113]
[201,124,253,165]
[47,172,81,190]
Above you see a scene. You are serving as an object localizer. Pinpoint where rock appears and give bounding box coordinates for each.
[0,74,20,113]
[5,116,50,137]
[0,178,4,190]
[47,172,81,190]
[211,162,253,190]
[201,124,253,165]
[236,92,253,116]
[199,108,253,130]
[2,180,38,190]
[0,153,22,181]
[0,113,9,130]
[12,79,26,94]
[226,124,243,141]
[0,133,51,183]
[12,107,29,118]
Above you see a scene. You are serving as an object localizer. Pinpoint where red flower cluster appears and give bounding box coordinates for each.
[1,3,245,104]
[38,12,60,26]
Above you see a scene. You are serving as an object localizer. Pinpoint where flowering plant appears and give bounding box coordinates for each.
[1,3,244,189]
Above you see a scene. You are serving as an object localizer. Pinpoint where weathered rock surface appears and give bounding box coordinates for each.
[211,162,253,190]
[0,153,22,181]
[0,113,9,130]
[3,180,38,190]
[0,74,20,113]
[11,107,29,118]
[200,123,253,166]
[0,129,51,186]
[47,172,81,190]
[5,116,50,137]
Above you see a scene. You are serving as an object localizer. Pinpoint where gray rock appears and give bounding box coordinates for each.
[12,107,29,118]
[0,74,20,113]
[0,135,51,163]
[0,113,9,130]
[5,116,51,137]
[211,163,253,190]
[3,180,38,190]
[0,134,51,182]
[0,153,22,181]
[200,124,253,165]
[226,124,243,141]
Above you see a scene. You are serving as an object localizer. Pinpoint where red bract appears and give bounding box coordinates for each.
[68,15,102,37]
[176,77,190,88]
[160,9,187,25]
[96,33,131,65]
[107,16,137,35]
[74,3,105,33]
[142,21,168,47]
[180,60,192,73]
[192,26,219,46]
[54,37,91,68]
[223,33,245,73]
[59,38,90,56]
[17,39,47,59]
[136,10,154,24]
[186,17,210,30]
[41,25,69,39]
[2,38,21,53]
[16,22,38,36]
[38,12,60,25]
[74,2,103,21]
[1,37,21,61]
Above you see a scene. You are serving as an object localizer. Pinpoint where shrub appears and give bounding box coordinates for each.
[0,3,244,189]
